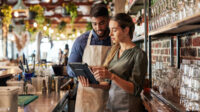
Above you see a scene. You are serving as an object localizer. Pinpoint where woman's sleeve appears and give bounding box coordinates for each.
[131,51,147,96]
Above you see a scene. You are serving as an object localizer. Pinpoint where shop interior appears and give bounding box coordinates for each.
[1,0,200,112]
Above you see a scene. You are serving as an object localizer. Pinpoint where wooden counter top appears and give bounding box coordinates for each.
[141,90,185,112]
[18,91,69,112]
[141,91,173,112]
[0,67,22,78]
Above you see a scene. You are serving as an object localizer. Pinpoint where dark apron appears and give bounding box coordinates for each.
[106,81,145,112]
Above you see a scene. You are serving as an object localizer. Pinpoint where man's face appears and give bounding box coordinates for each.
[91,16,109,37]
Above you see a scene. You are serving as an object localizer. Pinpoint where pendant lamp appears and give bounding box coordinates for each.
[12,0,29,19]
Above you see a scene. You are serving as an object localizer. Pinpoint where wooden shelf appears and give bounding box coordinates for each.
[126,0,144,15]
[149,13,200,36]
[132,35,144,42]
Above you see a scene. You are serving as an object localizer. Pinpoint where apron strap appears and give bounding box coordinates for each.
[86,31,93,46]
[87,31,113,46]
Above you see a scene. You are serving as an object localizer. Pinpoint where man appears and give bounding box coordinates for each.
[64,44,69,65]
[67,3,111,112]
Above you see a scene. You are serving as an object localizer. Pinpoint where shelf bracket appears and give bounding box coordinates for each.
[176,36,180,69]
[170,37,174,67]
[148,0,152,88]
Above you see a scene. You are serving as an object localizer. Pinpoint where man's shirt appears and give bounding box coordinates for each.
[67,30,111,77]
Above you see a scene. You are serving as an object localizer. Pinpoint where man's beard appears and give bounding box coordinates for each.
[95,28,109,39]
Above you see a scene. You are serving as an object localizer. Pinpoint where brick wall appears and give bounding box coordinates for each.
[151,37,172,65]
[180,33,200,59]
[140,32,200,67]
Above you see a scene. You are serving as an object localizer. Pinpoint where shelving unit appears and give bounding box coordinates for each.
[127,0,147,52]
[128,0,200,112]
[149,13,200,36]
[126,0,144,15]
[148,1,200,112]
[132,36,144,42]
[127,0,146,43]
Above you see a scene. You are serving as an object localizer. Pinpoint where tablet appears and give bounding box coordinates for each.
[68,62,99,84]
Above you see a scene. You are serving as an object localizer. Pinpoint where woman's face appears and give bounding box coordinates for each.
[109,20,127,43]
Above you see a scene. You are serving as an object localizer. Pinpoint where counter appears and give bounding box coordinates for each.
[0,66,22,78]
[18,91,69,112]
[0,67,22,86]
[141,90,185,112]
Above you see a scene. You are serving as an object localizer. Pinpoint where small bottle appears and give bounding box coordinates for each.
[42,80,46,94]
[51,78,55,91]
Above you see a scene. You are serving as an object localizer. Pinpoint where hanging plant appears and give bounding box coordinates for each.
[29,10,37,20]
[58,21,67,32]
[86,22,92,31]
[0,4,12,27]
[25,21,37,35]
[29,5,45,24]
[45,18,52,26]
[64,3,78,23]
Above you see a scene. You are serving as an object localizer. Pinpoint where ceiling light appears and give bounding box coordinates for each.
[60,34,65,38]
[77,32,81,36]
[14,12,19,17]
[13,0,29,18]
[72,34,75,38]
[43,26,47,31]
[33,22,37,27]
[49,28,54,34]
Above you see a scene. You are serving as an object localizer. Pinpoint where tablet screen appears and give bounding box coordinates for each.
[68,62,99,84]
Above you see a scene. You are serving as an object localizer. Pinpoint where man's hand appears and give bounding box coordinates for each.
[78,76,90,87]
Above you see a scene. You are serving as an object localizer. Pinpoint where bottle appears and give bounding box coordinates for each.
[51,77,55,91]
[42,80,46,94]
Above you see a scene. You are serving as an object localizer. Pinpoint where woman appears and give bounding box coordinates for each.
[79,13,147,112]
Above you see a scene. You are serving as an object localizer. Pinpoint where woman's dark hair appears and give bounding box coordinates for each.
[90,3,109,18]
[111,13,135,39]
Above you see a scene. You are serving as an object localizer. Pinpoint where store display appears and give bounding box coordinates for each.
[179,60,200,111]
[149,0,200,31]
[152,62,181,99]
[152,59,200,111]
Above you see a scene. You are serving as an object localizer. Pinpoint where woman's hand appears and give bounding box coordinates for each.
[78,76,90,87]
[93,67,112,80]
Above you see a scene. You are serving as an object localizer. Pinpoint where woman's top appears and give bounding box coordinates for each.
[107,46,147,112]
